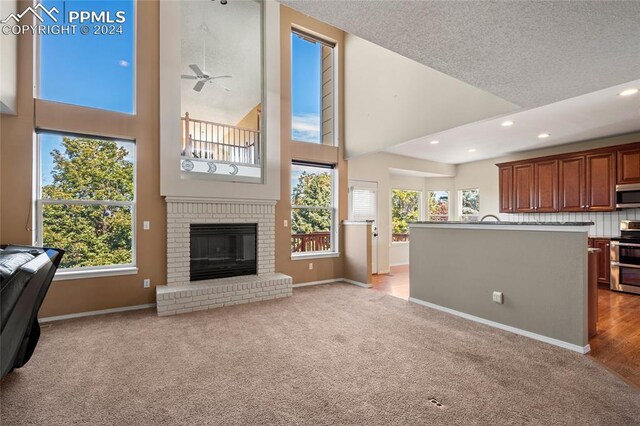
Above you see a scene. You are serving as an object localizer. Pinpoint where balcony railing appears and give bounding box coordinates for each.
[291,232,331,253]
[181,112,260,166]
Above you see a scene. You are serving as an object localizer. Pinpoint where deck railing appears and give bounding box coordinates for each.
[181,112,260,165]
[392,233,409,242]
[291,232,331,253]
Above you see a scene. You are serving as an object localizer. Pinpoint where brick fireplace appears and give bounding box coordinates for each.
[156,198,292,316]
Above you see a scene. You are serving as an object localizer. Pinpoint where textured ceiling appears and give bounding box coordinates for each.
[280,0,640,108]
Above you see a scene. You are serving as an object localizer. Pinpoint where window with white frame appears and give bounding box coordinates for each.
[291,30,335,145]
[291,162,336,254]
[427,191,449,222]
[391,189,421,242]
[37,132,136,270]
[459,188,480,221]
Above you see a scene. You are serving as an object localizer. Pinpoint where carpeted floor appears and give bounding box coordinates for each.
[1,283,639,425]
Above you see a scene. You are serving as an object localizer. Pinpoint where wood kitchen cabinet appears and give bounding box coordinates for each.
[498,165,513,213]
[559,156,585,211]
[591,238,611,285]
[585,152,615,211]
[617,146,640,185]
[513,163,535,212]
[534,160,559,212]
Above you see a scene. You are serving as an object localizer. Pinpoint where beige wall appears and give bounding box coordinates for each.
[410,225,589,349]
[343,34,518,159]
[276,6,347,283]
[0,0,164,317]
[0,0,17,114]
[454,131,640,218]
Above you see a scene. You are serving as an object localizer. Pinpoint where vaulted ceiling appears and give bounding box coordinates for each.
[280,0,640,108]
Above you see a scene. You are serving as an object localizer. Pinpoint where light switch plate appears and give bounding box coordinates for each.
[143,279,151,288]
[492,291,504,304]
[284,219,288,227]
[143,221,150,230]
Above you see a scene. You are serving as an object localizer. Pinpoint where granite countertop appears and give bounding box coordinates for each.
[411,221,594,226]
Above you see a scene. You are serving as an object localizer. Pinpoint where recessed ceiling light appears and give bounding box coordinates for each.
[538,133,550,139]
[468,148,477,153]
[619,88,639,97]
[430,140,440,145]
[501,120,514,127]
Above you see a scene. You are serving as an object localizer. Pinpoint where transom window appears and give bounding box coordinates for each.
[391,189,421,242]
[38,0,135,114]
[291,162,336,254]
[36,132,136,270]
[291,30,335,145]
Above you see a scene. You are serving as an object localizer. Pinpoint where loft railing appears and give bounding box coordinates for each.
[291,232,331,253]
[181,112,260,166]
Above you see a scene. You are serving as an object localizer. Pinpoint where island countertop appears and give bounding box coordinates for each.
[410,221,593,232]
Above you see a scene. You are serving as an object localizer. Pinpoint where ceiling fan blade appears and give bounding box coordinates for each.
[210,75,232,80]
[193,81,206,92]
[181,74,197,80]
[189,64,205,78]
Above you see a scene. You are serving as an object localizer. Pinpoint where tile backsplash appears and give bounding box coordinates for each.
[499,209,640,237]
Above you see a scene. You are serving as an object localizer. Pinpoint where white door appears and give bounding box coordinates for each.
[349,180,378,274]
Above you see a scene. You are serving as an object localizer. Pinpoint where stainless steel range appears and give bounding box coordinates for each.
[610,220,640,295]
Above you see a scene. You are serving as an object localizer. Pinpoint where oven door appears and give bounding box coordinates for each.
[610,241,640,294]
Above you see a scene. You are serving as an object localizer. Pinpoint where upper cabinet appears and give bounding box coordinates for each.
[617,146,640,185]
[498,166,513,213]
[497,143,640,214]
[534,160,559,212]
[585,153,616,211]
[559,156,585,211]
[513,164,535,212]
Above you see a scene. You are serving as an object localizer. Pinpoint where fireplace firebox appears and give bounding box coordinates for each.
[190,224,257,281]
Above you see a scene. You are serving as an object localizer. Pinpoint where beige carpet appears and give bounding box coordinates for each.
[1,283,639,425]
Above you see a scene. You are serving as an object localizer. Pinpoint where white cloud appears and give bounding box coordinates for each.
[292,114,320,143]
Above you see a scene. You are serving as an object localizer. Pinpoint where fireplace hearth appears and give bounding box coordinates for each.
[190,223,257,281]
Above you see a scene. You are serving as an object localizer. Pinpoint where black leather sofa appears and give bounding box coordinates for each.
[1,245,64,379]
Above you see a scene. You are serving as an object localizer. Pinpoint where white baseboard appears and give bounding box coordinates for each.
[293,278,372,289]
[40,303,156,323]
[408,297,590,354]
[389,262,409,267]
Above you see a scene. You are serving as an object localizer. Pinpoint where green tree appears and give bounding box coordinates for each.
[428,191,449,221]
[391,190,419,235]
[461,189,480,215]
[291,171,331,234]
[42,137,134,269]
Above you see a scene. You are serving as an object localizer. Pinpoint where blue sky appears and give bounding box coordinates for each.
[40,0,134,114]
[291,34,322,143]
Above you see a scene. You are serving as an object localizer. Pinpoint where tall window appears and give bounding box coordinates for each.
[427,191,449,222]
[37,132,135,270]
[291,30,335,145]
[291,162,335,254]
[38,0,135,114]
[459,188,480,221]
[391,189,421,242]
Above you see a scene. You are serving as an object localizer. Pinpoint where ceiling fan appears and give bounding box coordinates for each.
[181,64,232,93]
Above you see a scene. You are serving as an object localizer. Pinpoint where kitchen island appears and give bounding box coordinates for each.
[409,221,593,353]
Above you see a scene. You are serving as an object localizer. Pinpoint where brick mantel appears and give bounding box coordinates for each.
[157,198,291,316]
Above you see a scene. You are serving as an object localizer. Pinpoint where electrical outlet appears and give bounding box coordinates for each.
[492,291,503,304]
[143,221,150,230]
[309,262,313,270]
[284,219,288,227]
[143,279,151,288]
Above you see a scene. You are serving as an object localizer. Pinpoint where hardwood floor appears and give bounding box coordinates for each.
[371,264,409,300]
[589,288,640,389]
[372,266,639,389]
